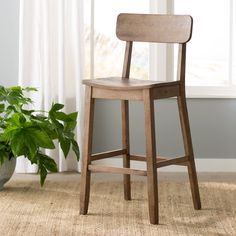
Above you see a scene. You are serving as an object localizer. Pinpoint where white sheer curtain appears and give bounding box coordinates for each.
[16,0,84,173]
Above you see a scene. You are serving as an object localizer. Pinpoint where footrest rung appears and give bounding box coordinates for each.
[91,149,127,161]
[130,155,188,167]
[88,164,147,176]
[130,155,167,162]
[157,156,188,168]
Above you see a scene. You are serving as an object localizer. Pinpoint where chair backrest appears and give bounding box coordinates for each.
[116,13,193,43]
[116,13,193,82]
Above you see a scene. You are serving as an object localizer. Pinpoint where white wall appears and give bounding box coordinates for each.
[0,0,19,87]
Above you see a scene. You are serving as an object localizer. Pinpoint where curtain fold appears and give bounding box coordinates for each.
[16,0,84,173]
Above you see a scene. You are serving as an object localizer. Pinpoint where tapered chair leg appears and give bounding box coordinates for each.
[143,89,159,224]
[177,95,201,210]
[80,86,95,215]
[121,100,131,200]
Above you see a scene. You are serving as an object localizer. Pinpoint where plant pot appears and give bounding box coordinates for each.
[0,158,16,190]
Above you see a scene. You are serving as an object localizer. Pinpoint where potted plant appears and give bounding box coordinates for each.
[0,85,80,188]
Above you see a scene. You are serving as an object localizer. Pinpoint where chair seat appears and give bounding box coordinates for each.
[83,77,179,90]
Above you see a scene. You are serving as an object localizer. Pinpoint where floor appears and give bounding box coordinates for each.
[3,172,236,235]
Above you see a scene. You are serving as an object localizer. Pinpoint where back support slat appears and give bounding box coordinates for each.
[116,14,193,43]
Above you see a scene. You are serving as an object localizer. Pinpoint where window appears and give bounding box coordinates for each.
[85,0,236,97]
[84,0,149,80]
[175,0,236,97]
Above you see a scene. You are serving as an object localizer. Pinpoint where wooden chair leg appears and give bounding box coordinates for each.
[80,86,95,215]
[143,89,159,224]
[121,100,131,200]
[177,95,201,210]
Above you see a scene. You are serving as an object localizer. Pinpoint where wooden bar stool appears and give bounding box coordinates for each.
[80,13,201,225]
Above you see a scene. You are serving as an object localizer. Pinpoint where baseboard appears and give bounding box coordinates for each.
[194,158,236,172]
[93,158,236,172]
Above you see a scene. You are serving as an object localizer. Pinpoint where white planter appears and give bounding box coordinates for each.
[0,158,16,190]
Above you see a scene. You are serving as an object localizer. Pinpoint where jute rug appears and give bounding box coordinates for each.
[0,174,235,236]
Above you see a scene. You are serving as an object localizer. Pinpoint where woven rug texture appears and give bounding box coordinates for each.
[0,176,236,236]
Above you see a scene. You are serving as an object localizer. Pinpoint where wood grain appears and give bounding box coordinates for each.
[80,86,95,215]
[122,100,131,200]
[116,14,193,43]
[143,89,159,224]
[83,77,180,90]
[177,95,201,210]
[130,155,188,166]
[88,165,147,176]
[92,86,143,100]
[91,149,127,161]
[121,41,132,199]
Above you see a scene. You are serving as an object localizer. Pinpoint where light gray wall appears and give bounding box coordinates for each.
[0,0,19,87]
[2,1,236,160]
[93,99,236,159]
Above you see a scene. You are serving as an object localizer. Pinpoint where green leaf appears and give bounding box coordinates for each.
[72,139,80,161]
[64,112,78,131]
[10,130,37,157]
[29,129,55,149]
[45,128,58,140]
[10,86,23,92]
[21,109,34,116]
[37,152,58,186]
[0,150,10,165]
[4,105,16,118]
[10,134,28,156]
[39,164,47,187]
[53,111,77,123]
[0,153,6,165]
[0,86,7,101]
[53,111,68,121]
[4,86,33,106]
[7,113,25,127]
[65,121,77,132]
[0,143,6,150]
[0,103,4,113]
[50,103,64,113]
[43,156,57,172]
[24,87,38,92]
[60,137,71,157]
[38,153,58,172]
[1,126,21,142]
[68,112,78,121]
